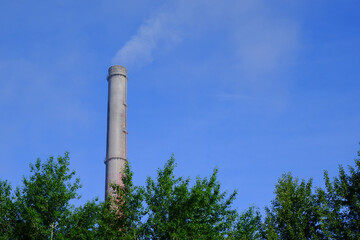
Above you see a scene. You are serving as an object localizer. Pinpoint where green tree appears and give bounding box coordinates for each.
[0,180,16,240]
[143,155,237,239]
[62,199,100,239]
[97,162,145,240]
[229,206,262,240]
[13,152,82,239]
[0,153,102,239]
[318,151,360,239]
[264,173,324,240]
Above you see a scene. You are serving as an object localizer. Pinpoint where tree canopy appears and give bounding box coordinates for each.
[1,148,359,239]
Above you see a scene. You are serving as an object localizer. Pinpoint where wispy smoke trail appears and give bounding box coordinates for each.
[112,0,299,73]
[111,11,182,67]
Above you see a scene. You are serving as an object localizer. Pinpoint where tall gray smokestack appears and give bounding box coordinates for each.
[105,65,128,198]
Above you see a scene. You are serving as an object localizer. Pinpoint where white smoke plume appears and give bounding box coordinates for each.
[112,0,299,72]
[113,14,180,66]
[111,6,183,67]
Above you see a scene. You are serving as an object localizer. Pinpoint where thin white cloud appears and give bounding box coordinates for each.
[234,18,299,76]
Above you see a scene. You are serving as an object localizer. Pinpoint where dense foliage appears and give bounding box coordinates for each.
[142,155,237,239]
[263,174,323,239]
[1,149,359,239]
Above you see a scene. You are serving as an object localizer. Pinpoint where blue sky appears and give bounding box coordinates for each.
[0,0,359,212]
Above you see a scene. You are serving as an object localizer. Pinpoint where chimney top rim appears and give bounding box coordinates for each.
[108,65,127,78]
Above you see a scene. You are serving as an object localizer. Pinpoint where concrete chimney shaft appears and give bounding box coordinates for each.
[105,65,128,198]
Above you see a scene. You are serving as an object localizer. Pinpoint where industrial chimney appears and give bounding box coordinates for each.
[105,65,128,198]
